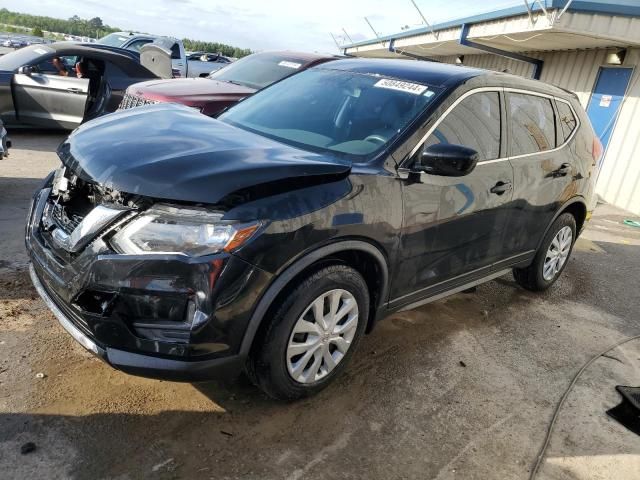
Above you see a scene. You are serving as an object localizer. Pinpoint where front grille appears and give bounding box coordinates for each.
[118,93,160,110]
[39,168,107,255]
[49,201,84,234]
[43,192,95,236]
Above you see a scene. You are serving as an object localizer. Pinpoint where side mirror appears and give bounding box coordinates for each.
[17,66,33,76]
[415,143,479,177]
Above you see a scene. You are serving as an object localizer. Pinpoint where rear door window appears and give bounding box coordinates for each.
[424,91,501,161]
[170,43,181,59]
[126,39,153,53]
[556,100,578,142]
[508,93,556,156]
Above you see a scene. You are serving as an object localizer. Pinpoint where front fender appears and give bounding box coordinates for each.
[237,239,390,357]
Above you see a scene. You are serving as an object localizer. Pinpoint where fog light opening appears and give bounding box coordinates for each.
[74,290,116,316]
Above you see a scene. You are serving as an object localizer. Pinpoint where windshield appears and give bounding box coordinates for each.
[97,33,130,47]
[0,44,54,71]
[208,52,316,90]
[219,68,442,160]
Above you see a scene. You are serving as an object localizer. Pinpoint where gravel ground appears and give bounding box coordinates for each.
[1,131,639,480]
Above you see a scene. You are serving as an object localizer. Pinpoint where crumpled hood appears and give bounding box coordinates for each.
[58,103,351,204]
[128,78,255,102]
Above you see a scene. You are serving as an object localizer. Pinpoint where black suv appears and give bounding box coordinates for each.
[27,59,599,399]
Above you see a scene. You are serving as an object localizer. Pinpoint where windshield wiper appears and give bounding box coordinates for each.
[220,79,246,87]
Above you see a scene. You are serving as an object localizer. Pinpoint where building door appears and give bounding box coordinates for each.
[586,67,633,169]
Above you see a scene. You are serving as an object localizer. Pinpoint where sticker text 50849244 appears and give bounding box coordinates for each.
[374,78,428,95]
[278,61,302,69]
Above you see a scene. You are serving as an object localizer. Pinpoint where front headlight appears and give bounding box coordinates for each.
[110,204,260,256]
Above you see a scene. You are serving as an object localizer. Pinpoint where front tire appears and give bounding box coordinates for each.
[513,213,576,291]
[248,265,369,400]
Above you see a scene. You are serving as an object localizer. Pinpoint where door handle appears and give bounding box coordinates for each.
[66,87,83,94]
[555,163,571,177]
[490,181,512,195]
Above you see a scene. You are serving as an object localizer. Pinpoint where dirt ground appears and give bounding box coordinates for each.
[1,131,640,480]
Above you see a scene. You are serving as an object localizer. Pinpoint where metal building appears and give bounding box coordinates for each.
[343,0,640,215]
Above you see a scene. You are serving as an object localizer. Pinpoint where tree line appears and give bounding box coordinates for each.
[0,8,252,57]
[182,39,251,58]
[0,9,118,38]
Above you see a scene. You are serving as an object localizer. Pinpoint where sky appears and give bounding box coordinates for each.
[2,0,523,53]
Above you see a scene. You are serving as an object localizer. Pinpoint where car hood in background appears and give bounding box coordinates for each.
[58,104,351,205]
[128,78,256,104]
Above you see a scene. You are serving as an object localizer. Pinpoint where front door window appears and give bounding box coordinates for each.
[423,91,502,161]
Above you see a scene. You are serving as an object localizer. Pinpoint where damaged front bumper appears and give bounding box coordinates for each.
[26,186,272,382]
[29,263,245,380]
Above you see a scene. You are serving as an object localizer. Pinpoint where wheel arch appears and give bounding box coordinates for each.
[537,197,588,251]
[239,240,390,358]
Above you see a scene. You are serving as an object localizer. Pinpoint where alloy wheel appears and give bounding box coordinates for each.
[286,289,359,384]
[543,226,573,281]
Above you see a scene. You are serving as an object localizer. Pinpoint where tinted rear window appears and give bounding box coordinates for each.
[509,93,556,156]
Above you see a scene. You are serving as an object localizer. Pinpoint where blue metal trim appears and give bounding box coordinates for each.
[551,0,640,16]
[343,1,640,50]
[458,23,544,79]
[345,5,530,48]
[386,37,439,62]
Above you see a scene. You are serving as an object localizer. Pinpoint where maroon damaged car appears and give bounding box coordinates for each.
[118,51,337,116]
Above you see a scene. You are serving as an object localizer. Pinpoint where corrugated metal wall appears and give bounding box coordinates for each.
[437,48,640,214]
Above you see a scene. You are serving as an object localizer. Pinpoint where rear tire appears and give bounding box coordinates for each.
[247,265,369,400]
[513,213,576,291]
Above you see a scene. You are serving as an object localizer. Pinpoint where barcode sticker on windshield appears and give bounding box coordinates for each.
[374,79,428,95]
[279,61,302,69]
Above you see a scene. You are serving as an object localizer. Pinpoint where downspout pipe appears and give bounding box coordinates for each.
[458,23,544,79]
[388,38,439,62]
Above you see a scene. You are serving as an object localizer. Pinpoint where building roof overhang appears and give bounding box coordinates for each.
[344,1,640,58]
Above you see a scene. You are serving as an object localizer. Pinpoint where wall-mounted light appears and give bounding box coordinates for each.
[455,55,464,64]
[606,49,627,65]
